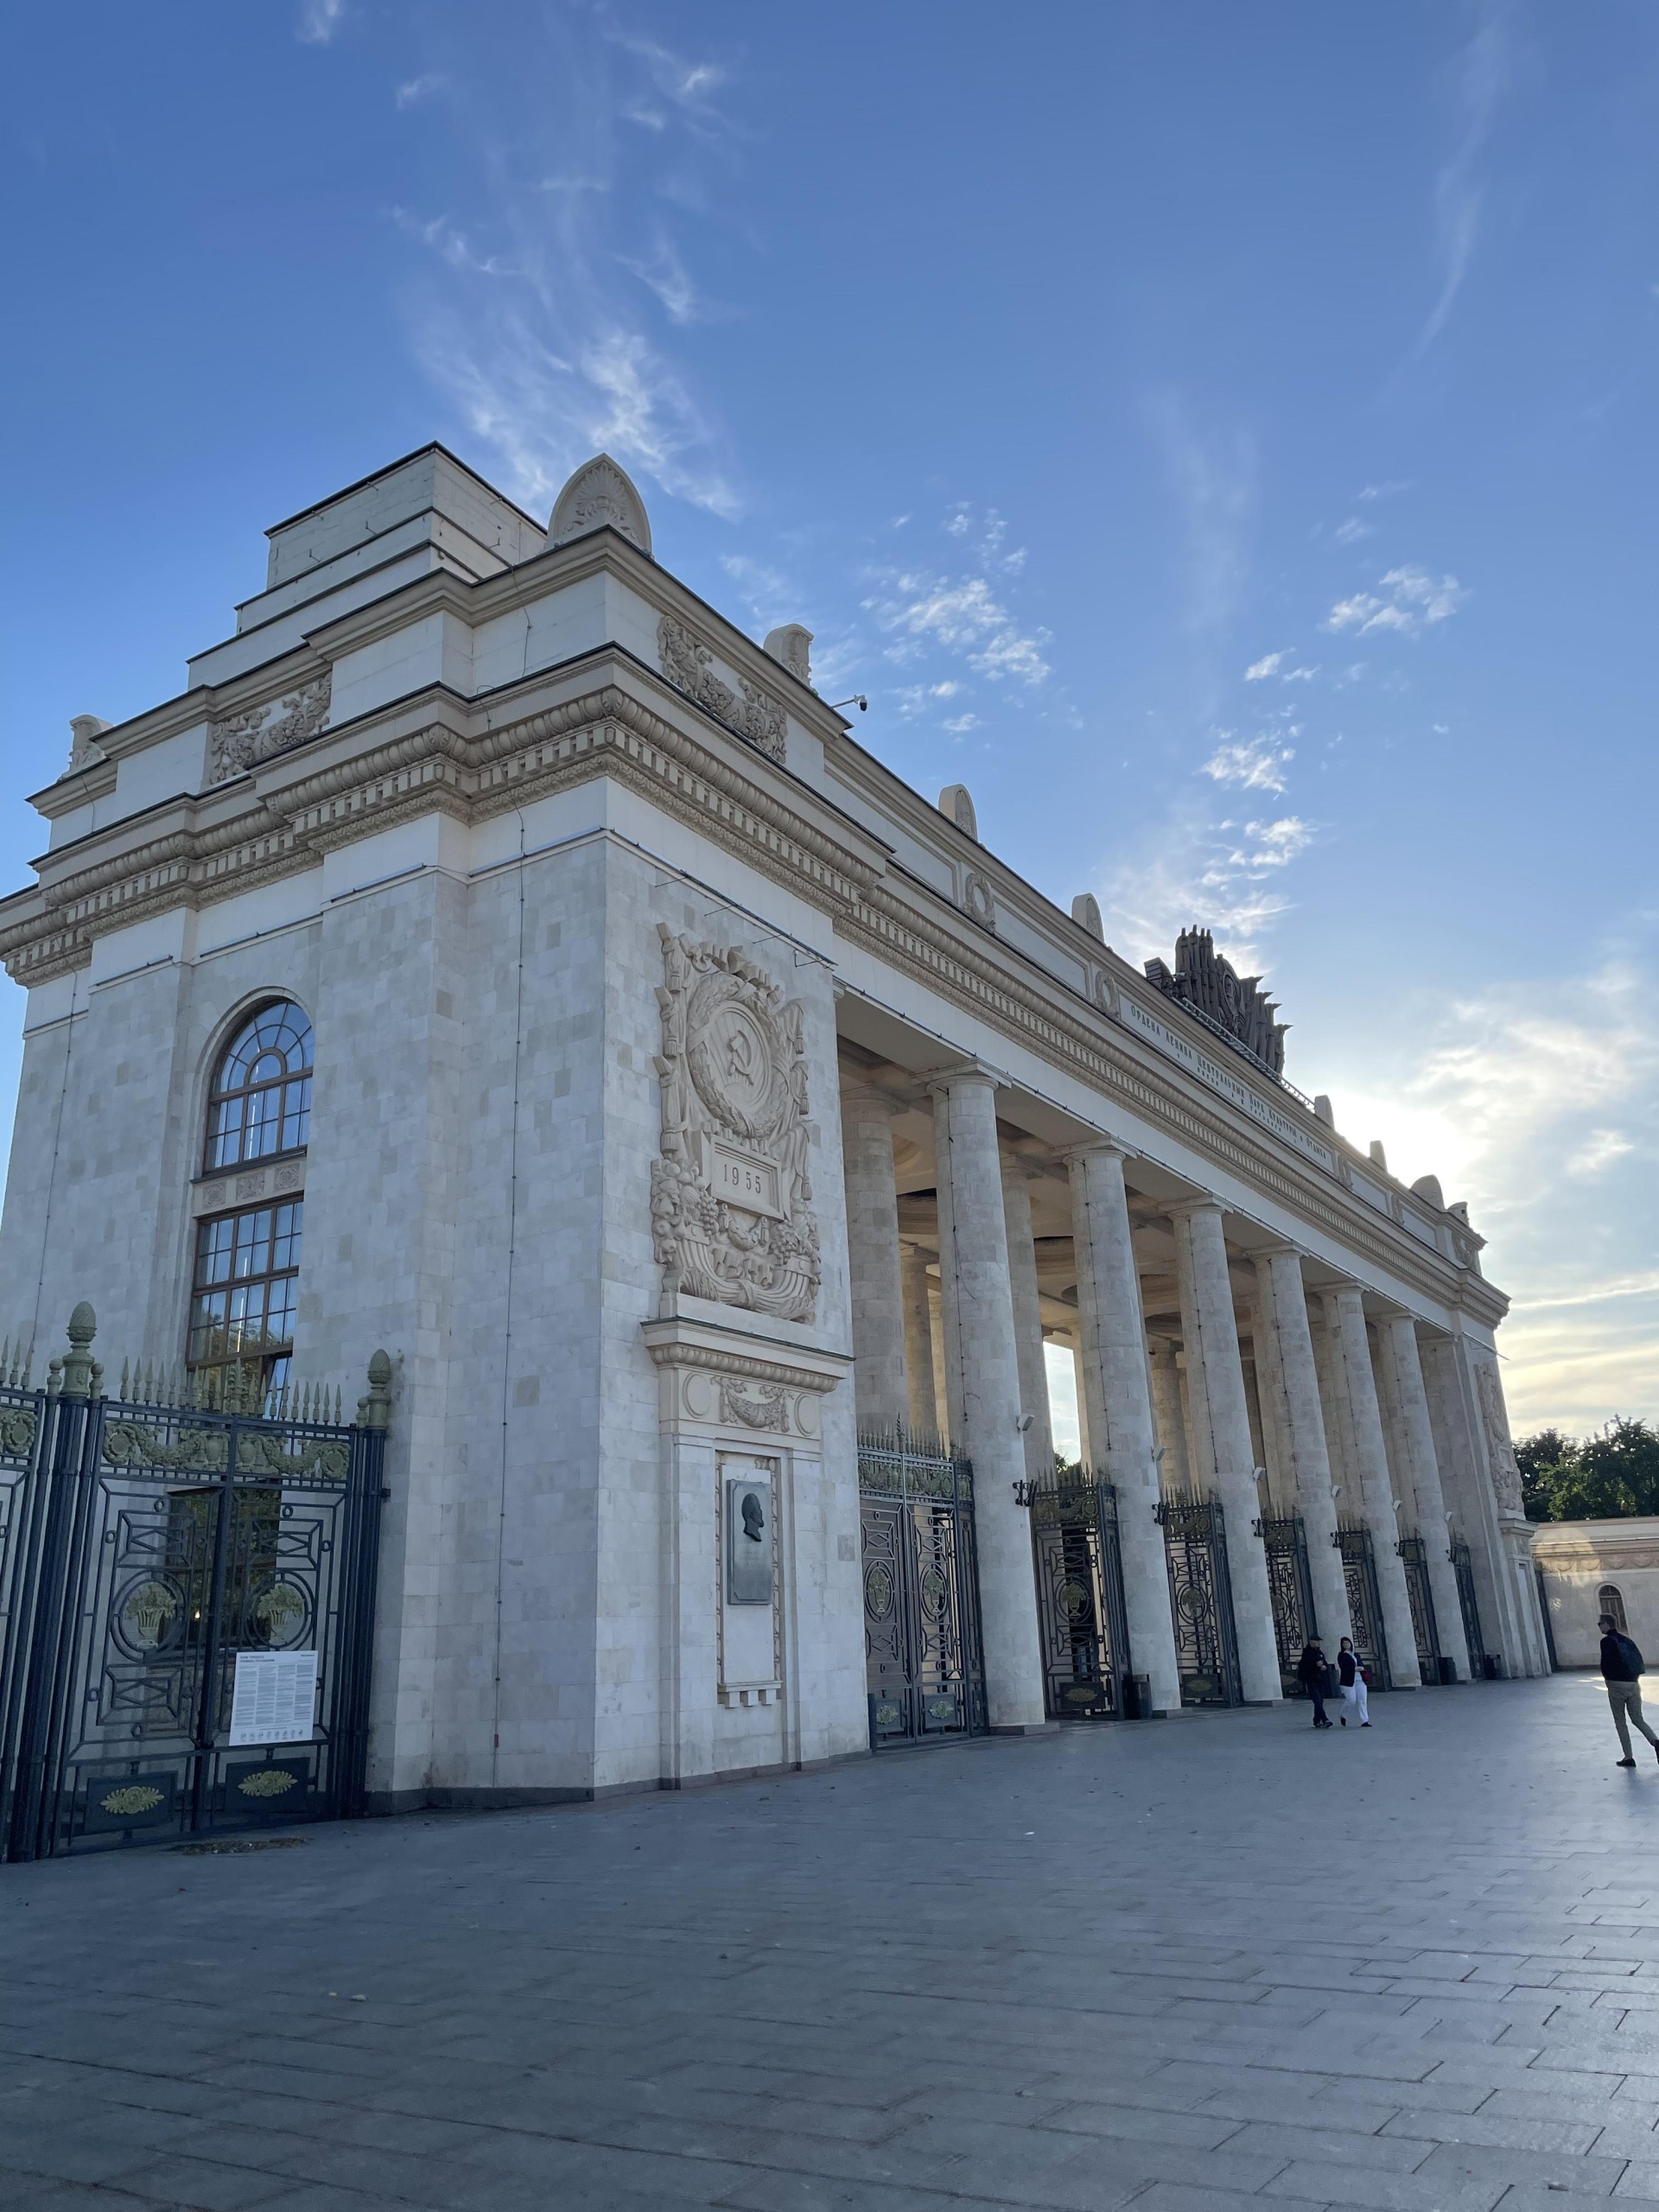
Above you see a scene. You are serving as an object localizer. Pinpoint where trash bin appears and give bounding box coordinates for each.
[1122,1673,1154,1719]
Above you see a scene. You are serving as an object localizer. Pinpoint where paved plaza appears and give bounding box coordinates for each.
[5,1674,1659,2212]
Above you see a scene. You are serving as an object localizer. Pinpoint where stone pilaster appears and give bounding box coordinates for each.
[839,1083,907,1437]
[1001,1163,1055,1492]
[1250,1245,1351,1654]
[1166,1199,1282,1705]
[1376,1313,1472,1680]
[929,1069,1046,1730]
[1321,1287,1422,1688]
[900,1243,940,1440]
[1067,1145,1181,1715]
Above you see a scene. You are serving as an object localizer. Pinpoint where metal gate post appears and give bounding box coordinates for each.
[4,1305,102,1862]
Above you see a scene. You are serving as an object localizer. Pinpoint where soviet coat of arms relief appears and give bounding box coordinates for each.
[650,925,821,1323]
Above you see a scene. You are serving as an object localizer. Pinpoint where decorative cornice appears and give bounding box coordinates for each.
[642,1339,843,1395]
[0,659,1507,1329]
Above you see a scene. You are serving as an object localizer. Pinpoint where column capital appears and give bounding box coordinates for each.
[1059,1135,1134,1169]
[1252,1238,1304,1262]
[839,1079,906,1122]
[1164,1193,1225,1221]
[924,1058,1007,1099]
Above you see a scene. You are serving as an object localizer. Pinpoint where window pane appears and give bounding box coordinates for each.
[205,1001,314,1173]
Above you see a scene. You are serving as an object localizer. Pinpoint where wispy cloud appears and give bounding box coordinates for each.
[1332,517,1373,545]
[1202,733,1295,794]
[1359,480,1411,502]
[1150,394,1256,635]
[1244,650,1288,682]
[862,506,1048,688]
[297,0,345,45]
[620,235,708,325]
[391,16,742,522]
[395,73,442,109]
[1321,938,1659,1430]
[1326,565,1467,636]
[1409,5,1510,360]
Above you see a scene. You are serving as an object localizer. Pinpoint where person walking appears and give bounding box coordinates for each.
[1599,1612,1659,1768]
[1297,1639,1334,1727]
[1337,1637,1370,1726]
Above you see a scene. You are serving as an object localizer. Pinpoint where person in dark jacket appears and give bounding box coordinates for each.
[1337,1637,1370,1726]
[1296,1640,1333,1728]
[1599,1613,1658,1767]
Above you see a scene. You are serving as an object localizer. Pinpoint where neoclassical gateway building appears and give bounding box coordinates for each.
[0,446,1547,1813]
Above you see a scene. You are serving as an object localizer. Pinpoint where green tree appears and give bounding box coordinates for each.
[1517,1420,1659,1523]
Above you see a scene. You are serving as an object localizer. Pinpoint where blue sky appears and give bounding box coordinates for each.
[3,3,1656,1434]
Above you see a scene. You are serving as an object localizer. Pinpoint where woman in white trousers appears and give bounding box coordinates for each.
[1337,1637,1370,1726]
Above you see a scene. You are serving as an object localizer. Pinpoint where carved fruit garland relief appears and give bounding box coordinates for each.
[650,925,820,1322]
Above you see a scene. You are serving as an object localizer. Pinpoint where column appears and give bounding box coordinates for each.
[930,1069,1047,1730]
[1251,1245,1351,1652]
[900,1243,940,1440]
[1322,1287,1422,1688]
[1068,1145,1181,1714]
[1146,1336,1192,1491]
[1001,1163,1055,1492]
[839,1084,908,1437]
[1377,1315,1473,1680]
[1071,1339,1091,1467]
[1166,1199,1282,1705]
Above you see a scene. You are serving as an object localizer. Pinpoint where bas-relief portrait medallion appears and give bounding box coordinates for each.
[726,1473,774,1607]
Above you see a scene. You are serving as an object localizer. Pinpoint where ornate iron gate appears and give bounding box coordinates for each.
[1026,1466,1130,1719]
[0,1309,389,1862]
[1158,1491,1242,1707]
[859,1433,986,1747]
[1335,1522,1392,1692]
[1452,1537,1487,1676]
[1397,1535,1442,1682]
[1261,1514,1317,1696]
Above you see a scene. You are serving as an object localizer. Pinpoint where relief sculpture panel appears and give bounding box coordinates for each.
[650,925,820,1322]
[1475,1359,1525,1517]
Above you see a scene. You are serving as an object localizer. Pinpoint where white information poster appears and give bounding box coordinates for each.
[228,1649,319,1747]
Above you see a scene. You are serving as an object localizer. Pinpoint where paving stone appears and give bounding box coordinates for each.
[3,1679,1654,2212]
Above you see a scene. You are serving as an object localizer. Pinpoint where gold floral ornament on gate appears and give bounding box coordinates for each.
[238,1768,299,1798]
[650,926,821,1322]
[99,1783,167,1817]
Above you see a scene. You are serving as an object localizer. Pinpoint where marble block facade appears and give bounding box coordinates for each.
[0,443,1548,1807]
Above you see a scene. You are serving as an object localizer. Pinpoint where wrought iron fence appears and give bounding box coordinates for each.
[1260,1514,1317,1695]
[1335,1522,1392,1692]
[0,1305,390,1862]
[1022,1464,1131,1720]
[1397,1534,1443,1682]
[857,1429,985,1747]
[1158,1490,1242,1707]
[1451,1537,1489,1677]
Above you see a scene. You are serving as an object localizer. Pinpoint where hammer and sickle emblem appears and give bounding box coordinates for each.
[726,1025,756,1079]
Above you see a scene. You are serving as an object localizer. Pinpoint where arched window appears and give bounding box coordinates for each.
[189,1001,312,1407]
[1599,1585,1628,1633]
[204,1001,313,1171]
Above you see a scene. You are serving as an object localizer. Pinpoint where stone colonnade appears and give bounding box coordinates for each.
[844,1065,1481,1723]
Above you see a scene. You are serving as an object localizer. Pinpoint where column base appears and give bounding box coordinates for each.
[989,1721,1061,1737]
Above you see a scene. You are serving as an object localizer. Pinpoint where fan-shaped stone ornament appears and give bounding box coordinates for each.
[938,784,978,841]
[549,453,652,556]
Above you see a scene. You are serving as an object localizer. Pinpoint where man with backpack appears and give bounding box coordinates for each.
[1599,1613,1658,1767]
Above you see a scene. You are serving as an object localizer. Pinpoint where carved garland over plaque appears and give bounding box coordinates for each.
[658,616,786,765]
[209,675,331,785]
[1475,1361,1525,1517]
[1144,926,1287,1077]
[650,925,820,1321]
